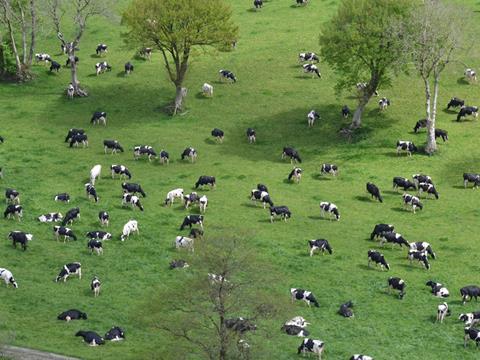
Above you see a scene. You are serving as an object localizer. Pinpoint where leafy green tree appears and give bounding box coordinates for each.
[122,0,238,115]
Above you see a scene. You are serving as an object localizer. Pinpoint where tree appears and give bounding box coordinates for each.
[397,0,464,155]
[122,0,238,115]
[319,0,414,129]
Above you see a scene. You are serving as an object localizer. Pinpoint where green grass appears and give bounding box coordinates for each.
[1,0,480,359]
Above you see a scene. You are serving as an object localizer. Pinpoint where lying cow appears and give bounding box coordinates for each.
[426,280,449,298]
[57,309,87,321]
[175,236,194,252]
[54,193,70,203]
[38,212,63,223]
[75,331,105,346]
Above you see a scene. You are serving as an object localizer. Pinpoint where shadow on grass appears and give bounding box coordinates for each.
[456,77,470,85]
[311,174,332,181]
[354,195,374,203]
[195,92,211,100]
[307,215,325,221]
[204,138,217,145]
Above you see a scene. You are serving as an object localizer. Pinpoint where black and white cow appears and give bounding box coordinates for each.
[85,183,98,203]
[225,318,257,333]
[308,239,333,256]
[124,62,134,74]
[366,182,382,203]
[392,177,416,191]
[457,106,478,121]
[464,68,477,82]
[297,339,325,359]
[447,97,465,110]
[396,141,417,156]
[378,97,390,111]
[211,128,224,143]
[164,188,184,206]
[402,193,423,213]
[75,331,105,346]
[435,128,449,142]
[246,128,256,143]
[69,133,88,148]
[8,231,33,251]
[219,69,236,82]
[38,212,63,223]
[282,147,302,163]
[370,223,394,240]
[111,165,131,180]
[54,226,77,242]
[341,105,351,118]
[195,176,216,189]
[285,316,310,328]
[87,240,103,255]
[54,193,70,203]
[169,259,189,269]
[407,250,430,270]
[288,167,303,183]
[189,228,204,239]
[4,205,22,221]
[139,47,152,59]
[180,215,204,230]
[250,189,273,208]
[460,285,480,305]
[181,147,197,162]
[98,211,109,226]
[57,309,87,321]
[91,111,107,126]
[319,202,340,221]
[253,0,263,9]
[437,303,450,324]
[5,189,20,204]
[96,43,108,55]
[175,236,194,251]
[122,182,146,197]
[426,281,449,298]
[299,52,319,63]
[320,163,338,176]
[281,325,309,337]
[91,277,101,297]
[86,231,112,241]
[55,262,81,282]
[64,128,84,143]
[291,288,319,307]
[35,53,51,63]
[350,356,374,360]
[379,232,409,249]
[95,61,111,75]
[65,56,79,67]
[159,150,170,165]
[62,207,80,226]
[103,140,123,154]
[388,277,406,299]
[417,182,439,199]
[105,327,125,341]
[296,0,309,6]
[356,82,379,96]
[412,174,433,188]
[307,110,320,127]
[459,312,480,328]
[0,268,18,288]
[122,193,144,211]
[270,206,291,222]
[464,327,480,348]
[134,145,157,161]
[463,173,480,189]
[413,119,427,133]
[367,250,390,271]
[410,242,436,259]
[302,64,321,78]
[50,61,61,72]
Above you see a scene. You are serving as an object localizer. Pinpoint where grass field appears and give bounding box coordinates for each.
[1,0,480,359]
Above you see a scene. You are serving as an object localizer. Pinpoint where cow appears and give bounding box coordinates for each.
[64,128,84,143]
[288,167,303,183]
[96,43,108,55]
[407,250,430,270]
[350,356,374,360]
[85,183,99,203]
[379,232,409,249]
[250,189,273,208]
[366,182,383,203]
[134,145,157,161]
[285,316,310,328]
[282,147,302,163]
[124,62,134,75]
[302,63,321,78]
[50,61,61,72]
[189,228,204,239]
[91,276,101,297]
[38,212,63,223]
[356,82,379,96]
[102,140,124,155]
[61,207,80,226]
[308,239,333,256]
[412,174,433,188]
[183,192,200,209]
[464,68,477,82]
[65,56,79,67]
[4,205,22,221]
[464,327,480,348]
[370,223,394,240]
[426,281,449,298]
[122,182,146,197]
[98,211,109,226]
[0,268,18,288]
[165,188,184,206]
[202,83,213,97]
[291,288,319,307]
[463,173,480,189]
[396,141,417,156]
[447,97,464,110]
[281,325,309,337]
[253,0,263,9]
[211,128,224,142]
[121,220,139,241]
[87,239,103,255]
[459,312,480,328]
[270,206,291,223]
[388,277,406,299]
[199,195,208,213]
[410,242,436,259]
[5,189,20,204]
[75,331,105,346]
[413,119,427,133]
[69,133,88,148]
[8,231,33,251]
[296,0,309,6]
[307,110,320,127]
[35,53,51,63]
[122,193,144,211]
[417,182,439,199]
[105,327,125,341]
[169,259,189,269]
[339,301,354,318]
[435,128,448,142]
[90,164,102,185]
[319,202,340,221]
[54,193,70,203]
[55,262,81,282]
[57,309,87,321]
[181,147,197,162]
[225,318,257,334]
[54,226,77,242]
[402,193,423,213]
[175,236,194,252]
[246,128,256,143]
[67,83,74,99]
[367,250,390,271]
[139,47,152,59]
[257,184,269,192]
[393,177,416,191]
[457,106,479,121]
[437,303,450,324]
[219,69,236,82]
[91,111,107,126]
[299,52,319,63]
[378,97,390,111]
[297,339,325,359]
[159,150,170,165]
[86,231,112,241]
[341,105,351,118]
[95,61,111,75]
[460,286,480,305]
[180,215,204,230]
[320,163,338,176]
[208,273,228,285]
[195,176,216,189]
[111,165,131,179]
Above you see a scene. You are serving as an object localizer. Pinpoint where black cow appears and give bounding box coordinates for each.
[291,288,319,307]
[57,309,87,321]
[339,301,354,318]
[370,223,394,240]
[8,231,33,251]
[282,147,302,163]
[159,150,170,165]
[457,106,478,121]
[464,173,480,189]
[4,205,22,221]
[169,259,189,269]
[181,147,197,162]
[219,69,236,82]
[211,128,224,142]
[308,239,333,256]
[460,285,480,305]
[246,128,256,143]
[195,176,216,189]
[104,140,123,154]
[54,193,70,203]
[122,182,146,197]
[257,184,268,192]
[50,61,61,72]
[396,141,417,156]
[55,262,81,282]
[124,62,134,74]
[111,165,131,179]
[270,206,291,222]
[407,250,430,270]
[447,97,464,109]
[98,211,109,226]
[281,325,309,337]
[64,128,84,143]
[225,318,257,333]
[105,327,125,341]
[69,133,88,148]
[393,177,416,191]
[366,182,382,202]
[388,277,406,299]
[253,0,263,9]
[379,232,409,248]
[134,145,157,161]
[75,331,105,346]
[367,250,390,271]
[435,128,448,142]
[413,119,427,133]
[342,105,351,118]
[61,207,80,226]
[180,215,204,230]
[54,226,77,242]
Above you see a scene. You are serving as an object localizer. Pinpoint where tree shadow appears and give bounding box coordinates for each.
[456,77,470,85]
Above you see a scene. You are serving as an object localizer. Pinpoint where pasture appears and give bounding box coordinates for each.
[1,0,480,359]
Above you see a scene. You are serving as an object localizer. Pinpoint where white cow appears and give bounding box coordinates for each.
[165,188,184,206]
[465,68,477,82]
[67,84,74,99]
[90,164,102,185]
[175,236,194,252]
[199,195,208,213]
[0,268,18,288]
[202,83,213,97]
[121,220,139,241]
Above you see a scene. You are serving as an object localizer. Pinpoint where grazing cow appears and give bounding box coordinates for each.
[91,111,107,126]
[202,83,213,97]
[85,183,99,203]
[180,215,204,230]
[169,259,189,269]
[5,189,20,204]
[402,193,423,213]
[0,268,18,288]
[69,133,88,148]
[463,173,480,189]
[105,327,125,341]
[35,53,51,63]
[86,231,112,241]
[464,68,477,82]
[459,312,480,328]
[195,176,216,189]
[447,97,464,110]
[54,226,77,242]
[122,182,146,197]
[50,61,61,72]
[437,303,450,324]
[250,189,273,208]
[175,236,194,252]
[297,339,325,359]
[457,105,479,121]
[96,43,108,55]
[57,309,87,321]
[464,327,480,348]
[356,82,379,96]
[370,224,395,240]
[87,240,104,255]
[64,128,84,143]
[54,193,70,203]
[296,0,309,6]
[211,128,224,142]
[4,205,22,221]
[426,281,449,298]
[413,119,427,133]
[460,286,480,305]
[396,141,417,156]
[270,206,291,222]
[417,182,439,199]
[435,128,448,142]
[319,202,340,221]
[299,52,319,63]
[282,147,302,163]
[393,177,416,191]
[165,188,184,206]
[320,163,338,176]
[366,182,382,202]
[134,145,157,161]
[302,63,321,78]
[350,356,374,360]
[181,147,197,162]
[61,207,80,226]
[139,47,152,59]
[281,325,309,337]
[75,331,105,346]
[219,69,236,82]
[121,220,139,241]
[307,110,320,127]
[291,288,319,307]
[288,167,303,183]
[367,250,390,271]
[159,150,170,165]
[199,195,208,213]
[412,174,433,188]
[111,165,131,179]
[189,228,204,239]
[104,140,123,154]
[407,250,430,270]
[410,242,436,259]
[55,262,81,282]
[342,105,351,118]
[8,231,33,251]
[339,301,354,318]
[388,277,406,299]
[124,62,134,74]
[378,97,390,110]
[246,128,256,143]
[95,61,111,75]
[38,212,63,223]
[90,164,102,185]
[65,56,79,67]
[308,239,333,256]
[253,0,263,9]
[257,184,269,192]
[91,277,101,297]
[379,232,409,249]
[98,211,109,226]
[225,318,257,333]
[122,193,144,211]
[183,192,200,209]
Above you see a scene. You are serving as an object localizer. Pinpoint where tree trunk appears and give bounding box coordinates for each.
[68,49,87,97]
[424,78,436,155]
[18,1,27,64]
[27,0,35,65]
[351,95,369,129]
[425,76,438,155]
[6,20,22,79]
[173,86,187,115]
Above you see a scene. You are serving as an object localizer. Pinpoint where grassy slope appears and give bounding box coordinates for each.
[0,0,480,359]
